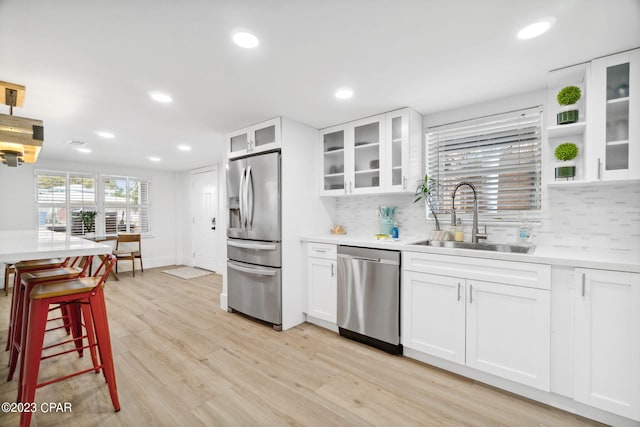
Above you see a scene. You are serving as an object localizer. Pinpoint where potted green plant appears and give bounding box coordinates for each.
[79,209,97,236]
[554,142,579,180]
[557,85,581,125]
[414,174,440,231]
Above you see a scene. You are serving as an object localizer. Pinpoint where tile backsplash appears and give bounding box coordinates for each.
[332,184,640,255]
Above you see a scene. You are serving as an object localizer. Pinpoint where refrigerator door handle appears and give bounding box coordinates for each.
[246,165,254,228]
[227,240,277,251]
[239,167,246,229]
[228,261,277,276]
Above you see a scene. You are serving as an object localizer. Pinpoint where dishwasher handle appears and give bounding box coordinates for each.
[338,253,399,265]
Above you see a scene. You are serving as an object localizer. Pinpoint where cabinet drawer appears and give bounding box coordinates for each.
[307,242,337,260]
[403,251,551,290]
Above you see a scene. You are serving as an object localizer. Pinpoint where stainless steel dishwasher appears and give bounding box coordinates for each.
[337,245,402,354]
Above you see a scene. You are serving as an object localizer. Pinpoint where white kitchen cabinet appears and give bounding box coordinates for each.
[306,243,337,325]
[402,251,551,391]
[573,268,640,421]
[320,108,422,196]
[402,271,465,364]
[466,279,550,390]
[586,48,640,181]
[546,48,640,186]
[384,108,423,193]
[228,117,281,159]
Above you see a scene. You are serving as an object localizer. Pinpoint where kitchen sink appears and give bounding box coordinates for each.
[410,240,535,254]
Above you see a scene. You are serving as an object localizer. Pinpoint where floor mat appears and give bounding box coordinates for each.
[162,267,214,280]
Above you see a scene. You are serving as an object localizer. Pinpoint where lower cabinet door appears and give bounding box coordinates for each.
[574,269,640,421]
[402,271,465,364]
[306,257,337,324]
[466,280,551,391]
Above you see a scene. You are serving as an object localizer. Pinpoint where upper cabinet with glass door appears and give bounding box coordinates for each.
[228,117,281,159]
[384,108,423,193]
[587,48,640,181]
[320,108,422,196]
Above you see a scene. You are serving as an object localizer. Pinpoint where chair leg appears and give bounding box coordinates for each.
[131,256,135,277]
[81,302,101,373]
[68,304,84,357]
[7,277,26,381]
[90,290,120,411]
[18,298,48,412]
[139,257,143,273]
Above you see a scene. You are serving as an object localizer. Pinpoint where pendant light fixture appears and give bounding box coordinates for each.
[0,80,44,167]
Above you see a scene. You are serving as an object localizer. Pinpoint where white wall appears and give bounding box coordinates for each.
[0,159,181,271]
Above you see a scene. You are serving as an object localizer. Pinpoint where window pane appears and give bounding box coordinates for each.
[104,178,127,204]
[128,179,149,205]
[129,207,149,233]
[69,175,96,204]
[104,207,127,235]
[37,175,66,204]
[37,207,68,234]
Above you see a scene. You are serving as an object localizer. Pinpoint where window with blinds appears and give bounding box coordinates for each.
[36,172,97,236]
[102,176,150,235]
[425,107,542,220]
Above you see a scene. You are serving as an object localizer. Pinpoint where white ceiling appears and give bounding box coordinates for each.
[1,0,639,171]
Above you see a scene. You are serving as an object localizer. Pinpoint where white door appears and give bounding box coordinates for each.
[401,271,465,364]
[574,269,640,421]
[192,169,219,272]
[466,280,551,391]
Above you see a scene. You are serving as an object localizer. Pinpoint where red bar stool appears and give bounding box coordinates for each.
[6,256,93,381]
[5,258,65,352]
[19,255,120,427]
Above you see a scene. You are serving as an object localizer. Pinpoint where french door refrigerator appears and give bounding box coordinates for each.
[226,151,282,330]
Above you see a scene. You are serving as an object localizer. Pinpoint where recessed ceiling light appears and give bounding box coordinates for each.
[177,144,191,151]
[232,32,259,49]
[67,139,87,149]
[335,87,354,100]
[517,17,556,40]
[95,130,115,139]
[149,91,173,103]
[77,148,92,153]
[148,156,161,162]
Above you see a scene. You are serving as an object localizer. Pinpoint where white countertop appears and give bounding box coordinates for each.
[301,234,640,273]
[0,230,112,263]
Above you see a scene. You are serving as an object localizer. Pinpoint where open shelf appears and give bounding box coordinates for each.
[547,121,586,139]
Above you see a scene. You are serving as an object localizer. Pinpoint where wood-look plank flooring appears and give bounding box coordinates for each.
[0,266,604,427]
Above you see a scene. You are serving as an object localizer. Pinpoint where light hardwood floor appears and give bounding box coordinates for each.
[0,266,603,427]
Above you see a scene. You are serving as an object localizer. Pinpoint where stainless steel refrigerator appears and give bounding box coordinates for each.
[226,151,282,330]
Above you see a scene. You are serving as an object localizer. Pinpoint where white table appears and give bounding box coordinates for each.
[1,231,112,289]
[0,230,111,263]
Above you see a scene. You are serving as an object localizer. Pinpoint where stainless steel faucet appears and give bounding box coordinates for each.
[451,181,487,243]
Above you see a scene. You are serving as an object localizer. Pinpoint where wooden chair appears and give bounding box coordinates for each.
[4,263,15,296]
[113,233,143,277]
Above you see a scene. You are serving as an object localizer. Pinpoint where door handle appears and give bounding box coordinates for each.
[581,273,586,297]
[469,284,473,304]
[247,166,255,228]
[457,282,461,301]
[331,263,335,277]
[239,167,246,229]
[227,240,277,251]
[211,217,216,230]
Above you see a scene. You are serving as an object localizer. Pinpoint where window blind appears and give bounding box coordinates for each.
[426,107,542,220]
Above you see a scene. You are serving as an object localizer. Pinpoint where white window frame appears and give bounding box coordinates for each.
[35,170,98,236]
[425,107,543,223]
[101,175,151,236]
[35,170,151,237]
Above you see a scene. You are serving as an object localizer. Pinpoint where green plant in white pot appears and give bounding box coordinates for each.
[554,142,579,180]
[557,85,581,125]
[79,209,97,236]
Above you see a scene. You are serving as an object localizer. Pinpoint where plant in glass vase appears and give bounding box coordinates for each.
[557,85,582,125]
[414,174,440,231]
